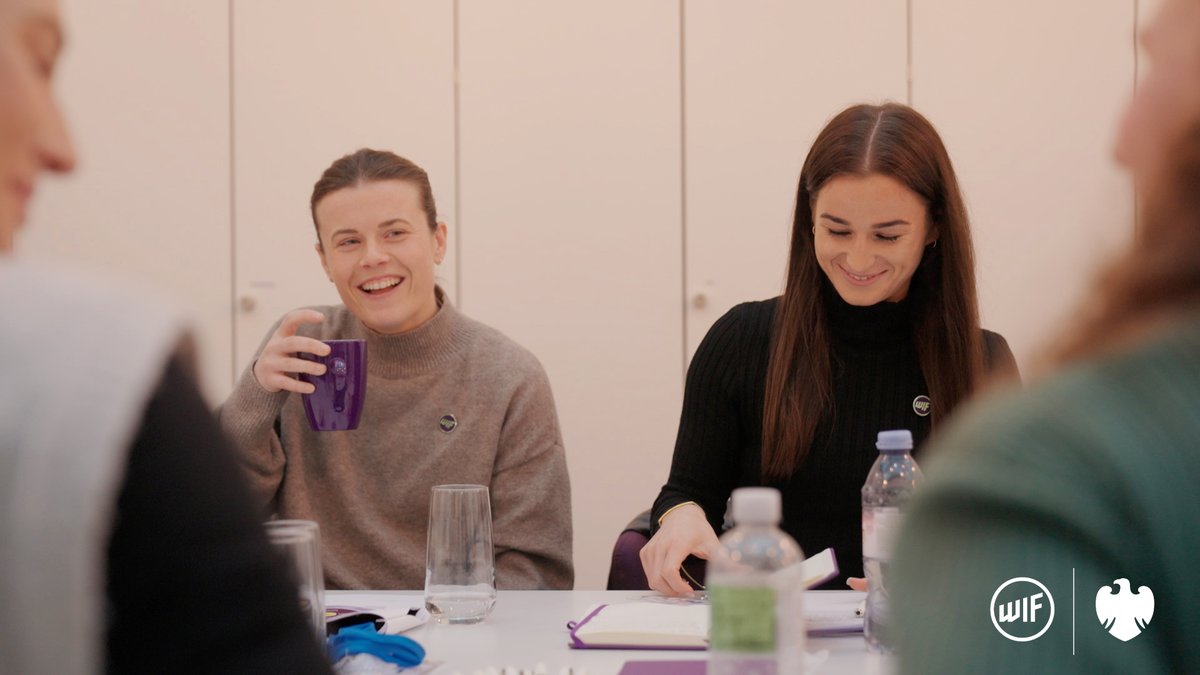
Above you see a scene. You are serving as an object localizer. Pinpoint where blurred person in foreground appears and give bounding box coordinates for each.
[892,0,1200,672]
[0,0,335,672]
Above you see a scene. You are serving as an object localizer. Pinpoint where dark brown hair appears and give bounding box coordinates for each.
[761,103,984,481]
[310,148,438,243]
[1048,123,1200,363]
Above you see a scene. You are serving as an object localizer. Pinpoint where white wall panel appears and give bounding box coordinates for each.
[22,1,232,402]
[458,0,684,589]
[912,0,1136,371]
[233,0,456,375]
[683,0,908,358]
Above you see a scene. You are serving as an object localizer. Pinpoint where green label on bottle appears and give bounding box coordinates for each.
[709,585,776,653]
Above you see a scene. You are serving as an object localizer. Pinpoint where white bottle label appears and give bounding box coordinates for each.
[862,507,903,560]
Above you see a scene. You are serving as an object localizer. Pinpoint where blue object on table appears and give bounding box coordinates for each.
[327,623,425,667]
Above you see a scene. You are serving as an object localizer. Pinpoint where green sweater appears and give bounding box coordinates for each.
[220,296,573,591]
[892,315,1200,673]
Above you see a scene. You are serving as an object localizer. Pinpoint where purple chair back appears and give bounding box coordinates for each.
[606,510,707,591]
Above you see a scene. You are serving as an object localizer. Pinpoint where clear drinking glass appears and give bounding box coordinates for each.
[424,484,497,624]
[264,519,326,643]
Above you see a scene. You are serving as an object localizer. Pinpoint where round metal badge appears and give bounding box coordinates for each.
[912,395,932,417]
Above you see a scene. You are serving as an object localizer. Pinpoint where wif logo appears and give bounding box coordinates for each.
[912,395,932,417]
[990,577,1055,642]
[1096,579,1154,642]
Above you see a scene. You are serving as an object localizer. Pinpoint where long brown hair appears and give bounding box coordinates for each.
[1048,123,1200,364]
[761,103,984,481]
[310,148,439,242]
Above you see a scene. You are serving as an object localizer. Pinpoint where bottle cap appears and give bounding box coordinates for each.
[730,487,781,525]
[876,429,914,451]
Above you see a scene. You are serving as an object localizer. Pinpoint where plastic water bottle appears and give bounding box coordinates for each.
[861,429,923,653]
[708,487,805,675]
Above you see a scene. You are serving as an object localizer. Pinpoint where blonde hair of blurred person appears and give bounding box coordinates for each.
[891,1,1200,672]
[0,1,334,673]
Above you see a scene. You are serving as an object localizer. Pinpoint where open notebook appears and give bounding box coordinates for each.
[569,548,860,650]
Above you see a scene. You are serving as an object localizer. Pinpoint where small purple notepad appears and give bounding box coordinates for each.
[617,660,706,675]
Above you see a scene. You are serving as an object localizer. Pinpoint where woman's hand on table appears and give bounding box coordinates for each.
[639,503,720,597]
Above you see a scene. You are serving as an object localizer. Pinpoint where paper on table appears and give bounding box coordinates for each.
[805,591,866,636]
[568,591,864,650]
[326,604,430,635]
[568,548,852,649]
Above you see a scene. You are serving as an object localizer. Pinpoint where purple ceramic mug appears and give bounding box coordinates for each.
[298,339,367,431]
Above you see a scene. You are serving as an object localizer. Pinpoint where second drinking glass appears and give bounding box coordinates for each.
[424,484,497,624]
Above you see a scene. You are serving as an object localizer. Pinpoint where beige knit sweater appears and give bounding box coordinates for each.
[219,295,573,590]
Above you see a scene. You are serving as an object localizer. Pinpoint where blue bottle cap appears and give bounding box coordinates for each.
[876,429,914,451]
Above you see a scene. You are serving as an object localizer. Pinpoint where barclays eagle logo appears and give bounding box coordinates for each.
[1095,578,1154,642]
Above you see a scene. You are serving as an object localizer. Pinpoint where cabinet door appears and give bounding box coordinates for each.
[232,1,456,378]
[683,0,908,358]
[458,0,683,589]
[911,0,1136,368]
[21,2,232,402]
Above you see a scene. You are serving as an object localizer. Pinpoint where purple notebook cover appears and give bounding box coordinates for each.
[617,660,706,674]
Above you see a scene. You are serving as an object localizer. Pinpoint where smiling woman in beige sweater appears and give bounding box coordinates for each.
[220,148,573,591]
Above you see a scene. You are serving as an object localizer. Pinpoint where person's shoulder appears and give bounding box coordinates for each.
[1,258,177,323]
[1,259,183,356]
[936,370,1087,458]
[703,296,779,344]
[704,295,779,341]
[685,297,779,380]
[454,310,547,376]
[721,296,779,327]
[980,328,1009,351]
[1033,317,1200,419]
[979,328,1020,379]
[980,328,1014,359]
[930,320,1200,480]
[1076,315,1200,421]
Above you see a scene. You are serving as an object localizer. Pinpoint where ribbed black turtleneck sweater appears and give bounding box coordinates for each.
[651,289,1014,589]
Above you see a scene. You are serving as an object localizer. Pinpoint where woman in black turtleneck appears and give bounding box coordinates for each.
[642,103,1018,594]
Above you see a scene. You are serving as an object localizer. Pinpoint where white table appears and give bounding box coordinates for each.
[327,590,894,675]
